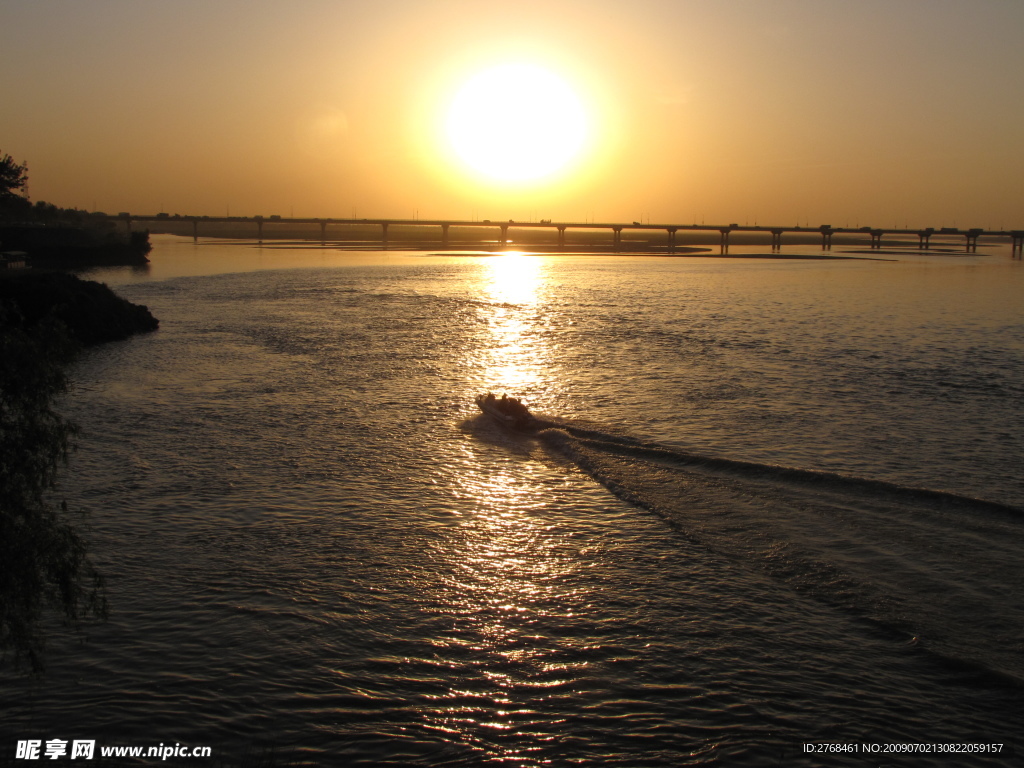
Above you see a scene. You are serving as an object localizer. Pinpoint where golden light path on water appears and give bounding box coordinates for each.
[419,253,584,759]
[478,252,551,397]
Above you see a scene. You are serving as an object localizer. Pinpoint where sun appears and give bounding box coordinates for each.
[445,63,590,183]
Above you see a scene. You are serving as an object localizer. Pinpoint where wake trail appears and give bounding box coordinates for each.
[531,418,1024,685]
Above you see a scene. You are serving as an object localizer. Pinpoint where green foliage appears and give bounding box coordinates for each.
[0,299,108,672]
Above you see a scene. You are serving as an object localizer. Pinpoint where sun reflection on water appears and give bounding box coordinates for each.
[474,253,559,400]
[416,254,588,761]
[421,454,589,761]
[485,252,541,306]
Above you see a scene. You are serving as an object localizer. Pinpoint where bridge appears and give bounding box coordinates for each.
[111,214,1024,257]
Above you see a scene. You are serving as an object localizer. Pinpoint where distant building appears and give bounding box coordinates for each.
[0,251,28,269]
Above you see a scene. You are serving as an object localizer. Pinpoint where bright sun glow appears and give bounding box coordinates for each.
[446,63,589,183]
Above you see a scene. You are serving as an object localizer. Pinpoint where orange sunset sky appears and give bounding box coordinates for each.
[3,0,1024,228]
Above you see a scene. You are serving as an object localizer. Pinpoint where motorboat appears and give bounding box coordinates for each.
[475,392,535,431]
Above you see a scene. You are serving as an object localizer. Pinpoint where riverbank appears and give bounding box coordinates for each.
[0,270,158,345]
[0,272,158,672]
[0,224,152,267]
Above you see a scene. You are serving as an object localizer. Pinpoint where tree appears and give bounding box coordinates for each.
[0,290,108,672]
[1,152,29,202]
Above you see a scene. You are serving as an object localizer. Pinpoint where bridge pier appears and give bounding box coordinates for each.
[558,226,566,249]
[319,220,327,243]
[870,230,883,249]
[771,229,784,252]
[965,228,982,253]
[612,227,622,251]
[1011,231,1024,258]
[441,223,450,248]
[381,221,389,248]
[192,219,198,241]
[256,217,263,243]
[918,230,933,249]
[500,223,508,247]
[820,228,833,250]
[719,228,731,254]
[667,227,677,252]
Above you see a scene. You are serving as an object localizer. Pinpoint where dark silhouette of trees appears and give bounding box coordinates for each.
[0,306,106,672]
[0,274,157,671]
[1,152,33,221]
[0,152,29,203]
[0,153,151,262]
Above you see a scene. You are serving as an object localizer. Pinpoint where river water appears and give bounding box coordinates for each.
[2,235,1023,766]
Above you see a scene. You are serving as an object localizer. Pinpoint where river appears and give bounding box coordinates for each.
[2,234,1022,766]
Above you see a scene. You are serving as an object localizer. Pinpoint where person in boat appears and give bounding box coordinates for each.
[504,396,528,419]
[477,391,533,427]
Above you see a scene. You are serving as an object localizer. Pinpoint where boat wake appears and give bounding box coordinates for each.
[526,417,1024,685]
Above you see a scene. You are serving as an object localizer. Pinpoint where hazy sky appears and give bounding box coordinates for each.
[3,0,1024,227]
